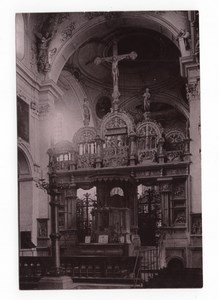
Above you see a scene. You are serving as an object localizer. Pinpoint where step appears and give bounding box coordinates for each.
[72,276,142,285]
[72,283,137,289]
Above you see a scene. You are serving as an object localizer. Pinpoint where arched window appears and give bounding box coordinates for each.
[18,149,31,176]
[136,121,162,163]
[110,187,124,197]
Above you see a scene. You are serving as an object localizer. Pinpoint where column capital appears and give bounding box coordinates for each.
[38,80,64,118]
[186,79,200,102]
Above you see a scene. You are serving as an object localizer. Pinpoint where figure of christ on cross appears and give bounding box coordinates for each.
[94,40,137,106]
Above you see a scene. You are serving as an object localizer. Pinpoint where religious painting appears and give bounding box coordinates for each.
[17,96,29,142]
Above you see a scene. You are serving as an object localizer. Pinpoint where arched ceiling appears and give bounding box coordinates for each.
[29,12,189,123]
[65,27,181,93]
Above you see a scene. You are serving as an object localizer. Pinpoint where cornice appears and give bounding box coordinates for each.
[16,60,41,91]
[40,80,64,100]
[16,60,64,100]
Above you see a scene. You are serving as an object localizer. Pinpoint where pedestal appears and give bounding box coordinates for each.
[38,276,73,290]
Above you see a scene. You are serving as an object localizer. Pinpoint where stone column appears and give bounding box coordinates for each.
[63,176,78,254]
[129,131,136,166]
[49,172,61,275]
[128,182,141,255]
[38,80,64,180]
[95,135,102,168]
[186,80,201,213]
[158,179,172,227]
[157,135,165,163]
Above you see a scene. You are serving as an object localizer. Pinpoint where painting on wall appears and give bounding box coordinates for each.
[17,96,29,142]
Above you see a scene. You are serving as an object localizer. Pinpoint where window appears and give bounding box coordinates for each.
[37,219,48,238]
[110,187,124,197]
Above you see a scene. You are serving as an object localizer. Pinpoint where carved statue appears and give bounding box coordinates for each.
[143,88,151,112]
[83,98,90,126]
[94,40,137,104]
[35,32,53,72]
[177,29,191,51]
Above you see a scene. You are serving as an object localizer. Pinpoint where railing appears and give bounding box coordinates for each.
[136,246,160,284]
[19,255,140,289]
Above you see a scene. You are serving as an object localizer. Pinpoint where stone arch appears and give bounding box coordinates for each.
[18,149,31,176]
[73,126,97,149]
[100,110,135,139]
[18,143,34,176]
[58,70,95,128]
[46,13,184,84]
[167,256,185,273]
[153,94,189,120]
[124,94,189,120]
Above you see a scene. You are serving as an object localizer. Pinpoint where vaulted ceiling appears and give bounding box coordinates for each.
[28,12,190,132]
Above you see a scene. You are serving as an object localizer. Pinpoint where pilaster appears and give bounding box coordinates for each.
[38,80,64,180]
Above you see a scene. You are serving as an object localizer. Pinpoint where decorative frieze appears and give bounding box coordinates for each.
[48,48,57,63]
[159,182,172,193]
[60,22,76,42]
[30,101,39,116]
[136,169,161,178]
[186,80,200,102]
[165,167,188,176]
[191,214,202,235]
[39,103,50,116]
[84,12,122,21]
[173,182,185,198]
[35,32,53,73]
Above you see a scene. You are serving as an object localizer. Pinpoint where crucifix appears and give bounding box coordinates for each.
[94,40,137,110]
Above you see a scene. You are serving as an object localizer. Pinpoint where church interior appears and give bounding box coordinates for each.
[17,11,202,289]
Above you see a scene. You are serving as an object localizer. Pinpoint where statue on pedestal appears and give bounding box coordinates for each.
[143,88,151,112]
[35,32,53,72]
[83,98,90,126]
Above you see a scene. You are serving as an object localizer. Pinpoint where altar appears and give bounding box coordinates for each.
[92,207,131,244]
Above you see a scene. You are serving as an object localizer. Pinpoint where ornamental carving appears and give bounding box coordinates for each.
[53,140,74,154]
[73,127,97,148]
[165,168,187,176]
[106,117,126,130]
[159,182,172,192]
[136,120,162,164]
[48,48,57,63]
[35,32,53,73]
[100,110,135,138]
[139,150,157,162]
[77,153,96,169]
[103,146,129,167]
[173,182,185,198]
[166,151,184,162]
[165,129,185,144]
[84,12,122,21]
[60,22,76,42]
[30,101,39,115]
[174,211,186,225]
[186,80,200,102]
[165,129,186,162]
[191,214,202,235]
[39,103,50,116]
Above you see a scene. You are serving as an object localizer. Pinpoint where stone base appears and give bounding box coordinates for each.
[38,276,73,290]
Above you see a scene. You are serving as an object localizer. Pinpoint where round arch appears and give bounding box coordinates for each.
[58,70,95,127]
[46,13,182,84]
[166,256,186,269]
[18,143,34,176]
